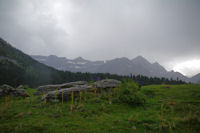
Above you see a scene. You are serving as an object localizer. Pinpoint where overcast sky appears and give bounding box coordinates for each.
[0,0,200,77]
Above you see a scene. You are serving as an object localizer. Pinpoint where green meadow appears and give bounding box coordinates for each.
[1,82,200,133]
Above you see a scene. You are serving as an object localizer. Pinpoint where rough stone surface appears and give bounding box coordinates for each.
[41,85,92,102]
[37,81,88,94]
[16,85,25,90]
[93,79,121,89]
[0,84,29,97]
[38,79,121,102]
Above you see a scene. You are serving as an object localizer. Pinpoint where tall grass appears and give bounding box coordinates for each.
[43,92,46,105]
[0,96,10,118]
[70,91,74,112]
[79,91,82,104]
[62,91,64,105]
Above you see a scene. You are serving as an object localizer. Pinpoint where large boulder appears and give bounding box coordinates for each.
[37,81,88,94]
[0,84,29,97]
[93,79,121,89]
[41,85,92,102]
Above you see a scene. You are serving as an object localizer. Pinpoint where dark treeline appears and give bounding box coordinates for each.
[132,75,185,86]
[0,37,185,88]
[0,61,185,88]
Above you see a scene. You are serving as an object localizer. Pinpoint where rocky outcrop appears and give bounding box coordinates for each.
[0,56,19,65]
[41,85,92,102]
[93,79,121,89]
[36,81,88,94]
[39,79,121,102]
[0,84,29,97]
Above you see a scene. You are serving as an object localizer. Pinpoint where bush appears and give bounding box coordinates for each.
[120,79,139,92]
[119,89,146,106]
[118,80,146,106]
[87,97,103,104]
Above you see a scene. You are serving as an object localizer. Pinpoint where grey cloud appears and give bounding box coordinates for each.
[0,0,199,75]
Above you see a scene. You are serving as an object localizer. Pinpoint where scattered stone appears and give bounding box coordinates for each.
[0,84,29,97]
[93,79,121,89]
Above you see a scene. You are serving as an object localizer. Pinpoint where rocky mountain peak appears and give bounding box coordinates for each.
[73,57,88,62]
[132,56,150,65]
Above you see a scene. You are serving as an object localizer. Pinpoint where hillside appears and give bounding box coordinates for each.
[0,38,64,87]
[1,83,200,132]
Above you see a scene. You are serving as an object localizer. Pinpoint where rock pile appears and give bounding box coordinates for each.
[93,79,121,89]
[36,81,88,95]
[0,84,29,97]
[37,79,121,102]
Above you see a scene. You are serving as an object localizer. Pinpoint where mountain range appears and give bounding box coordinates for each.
[31,55,200,83]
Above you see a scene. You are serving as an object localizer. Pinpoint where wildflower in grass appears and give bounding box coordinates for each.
[129,74,133,79]
[97,77,101,81]
[90,76,94,81]
[71,91,74,105]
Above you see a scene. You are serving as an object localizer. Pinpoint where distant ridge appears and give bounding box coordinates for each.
[31,55,199,83]
[190,73,200,84]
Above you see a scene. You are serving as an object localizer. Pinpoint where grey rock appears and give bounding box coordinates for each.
[0,56,19,65]
[16,85,25,90]
[0,84,29,97]
[41,85,92,102]
[94,79,121,89]
[37,81,88,94]
[0,89,3,96]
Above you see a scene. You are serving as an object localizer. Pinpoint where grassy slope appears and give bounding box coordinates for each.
[0,84,200,133]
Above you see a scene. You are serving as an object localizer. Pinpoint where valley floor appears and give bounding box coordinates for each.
[0,84,200,133]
